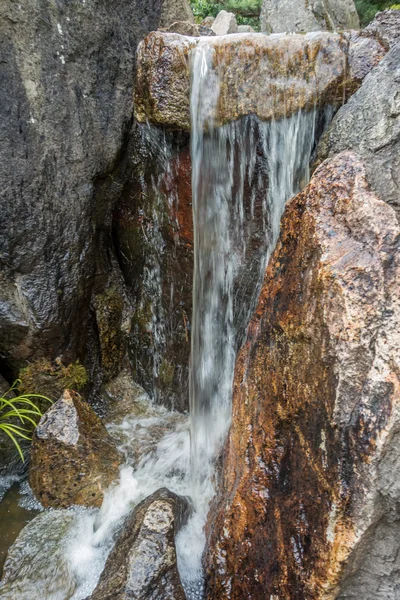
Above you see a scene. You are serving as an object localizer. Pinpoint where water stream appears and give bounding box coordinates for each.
[0,39,325,600]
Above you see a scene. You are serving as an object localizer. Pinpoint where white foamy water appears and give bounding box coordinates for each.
[0,40,328,600]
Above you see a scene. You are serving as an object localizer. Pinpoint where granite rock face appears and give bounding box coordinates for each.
[134,31,385,130]
[29,390,121,508]
[0,0,161,378]
[88,488,190,600]
[205,152,400,599]
[317,19,400,220]
[260,0,360,33]
[364,9,400,49]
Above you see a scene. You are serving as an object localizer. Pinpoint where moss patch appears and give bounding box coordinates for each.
[19,359,88,402]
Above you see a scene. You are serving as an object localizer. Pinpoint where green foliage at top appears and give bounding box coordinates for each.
[190,0,262,28]
[0,380,52,462]
[355,0,398,25]
[191,0,399,27]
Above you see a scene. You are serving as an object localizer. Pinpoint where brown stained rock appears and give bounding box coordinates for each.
[134,31,385,131]
[204,152,400,599]
[87,488,190,600]
[29,390,121,508]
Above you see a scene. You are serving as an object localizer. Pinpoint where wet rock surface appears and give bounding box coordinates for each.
[317,21,400,220]
[134,31,385,130]
[0,0,161,377]
[113,124,193,411]
[88,488,189,600]
[205,152,400,599]
[29,390,121,508]
[0,510,77,599]
[260,0,360,33]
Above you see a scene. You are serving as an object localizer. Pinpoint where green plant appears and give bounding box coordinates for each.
[190,0,261,28]
[0,380,52,462]
[354,0,396,25]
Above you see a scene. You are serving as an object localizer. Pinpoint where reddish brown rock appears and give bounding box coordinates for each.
[134,31,385,130]
[29,390,121,508]
[205,152,400,599]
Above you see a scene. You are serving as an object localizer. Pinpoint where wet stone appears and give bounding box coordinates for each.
[87,488,190,600]
[29,390,121,508]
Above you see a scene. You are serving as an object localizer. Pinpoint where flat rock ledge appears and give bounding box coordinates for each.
[134,31,385,130]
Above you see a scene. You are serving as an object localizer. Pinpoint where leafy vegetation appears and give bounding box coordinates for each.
[191,0,399,28]
[190,0,262,28]
[355,0,399,25]
[0,380,52,462]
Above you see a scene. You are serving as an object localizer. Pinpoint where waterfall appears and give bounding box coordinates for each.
[177,41,318,599]
[0,38,330,600]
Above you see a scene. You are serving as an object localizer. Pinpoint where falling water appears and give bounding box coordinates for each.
[177,41,319,598]
[0,38,329,600]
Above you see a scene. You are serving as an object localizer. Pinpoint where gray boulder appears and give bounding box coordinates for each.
[160,0,194,27]
[211,10,238,35]
[88,488,190,600]
[317,40,400,219]
[364,9,400,49]
[0,0,161,376]
[238,25,256,32]
[260,0,360,33]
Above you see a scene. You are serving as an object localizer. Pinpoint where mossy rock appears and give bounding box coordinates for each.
[19,358,88,403]
[94,287,125,381]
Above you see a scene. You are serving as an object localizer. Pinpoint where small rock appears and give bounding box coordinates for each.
[160,0,194,27]
[238,24,255,32]
[201,16,215,27]
[88,488,190,600]
[29,390,121,508]
[211,10,238,35]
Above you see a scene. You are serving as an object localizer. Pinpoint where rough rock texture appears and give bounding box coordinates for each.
[29,390,121,508]
[317,22,400,219]
[159,0,194,27]
[0,510,77,599]
[161,21,215,36]
[113,124,193,411]
[211,10,238,35]
[134,31,385,130]
[0,0,161,379]
[205,152,400,599]
[260,0,360,33]
[364,9,400,49]
[88,488,190,600]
